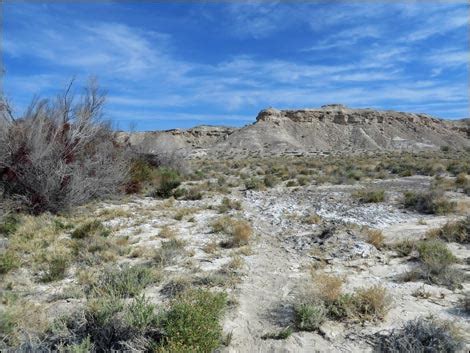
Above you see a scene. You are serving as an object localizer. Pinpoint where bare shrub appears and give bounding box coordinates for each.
[375,318,463,352]
[0,79,129,214]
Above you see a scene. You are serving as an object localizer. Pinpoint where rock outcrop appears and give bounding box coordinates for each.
[123,105,470,158]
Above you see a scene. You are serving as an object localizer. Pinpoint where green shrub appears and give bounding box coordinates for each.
[0,214,20,236]
[152,168,181,198]
[160,290,226,352]
[403,191,455,214]
[41,254,70,282]
[125,295,159,331]
[0,250,20,274]
[245,177,262,190]
[294,302,326,331]
[96,264,155,297]
[417,240,457,275]
[353,189,385,203]
[71,220,110,239]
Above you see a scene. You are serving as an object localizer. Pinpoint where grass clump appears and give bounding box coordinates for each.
[71,220,110,239]
[364,228,385,249]
[399,240,462,289]
[218,197,242,213]
[96,264,156,298]
[159,225,177,239]
[427,216,469,244]
[374,318,462,353]
[353,189,385,203]
[159,289,227,352]
[211,217,253,247]
[416,240,457,276]
[0,250,20,274]
[0,214,20,236]
[403,191,456,214]
[295,273,390,329]
[261,327,293,340]
[153,239,186,267]
[294,302,326,331]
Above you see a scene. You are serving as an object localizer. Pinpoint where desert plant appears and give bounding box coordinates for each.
[160,289,226,352]
[150,168,181,198]
[0,250,19,274]
[428,217,469,243]
[364,229,385,249]
[353,285,390,321]
[95,264,155,298]
[416,240,457,276]
[261,327,293,340]
[353,189,385,203]
[294,302,326,331]
[0,79,129,214]
[153,239,186,267]
[375,318,462,352]
[71,220,110,239]
[0,214,20,236]
[403,191,455,215]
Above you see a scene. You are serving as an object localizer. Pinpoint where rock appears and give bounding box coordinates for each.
[319,321,344,341]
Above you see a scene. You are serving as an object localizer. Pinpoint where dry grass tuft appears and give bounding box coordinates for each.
[364,228,385,249]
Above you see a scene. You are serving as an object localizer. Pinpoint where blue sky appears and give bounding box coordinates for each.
[2,1,469,130]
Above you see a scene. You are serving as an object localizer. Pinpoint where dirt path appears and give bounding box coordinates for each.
[222,194,337,353]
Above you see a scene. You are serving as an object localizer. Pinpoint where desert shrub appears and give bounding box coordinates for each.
[150,168,181,198]
[231,220,252,246]
[153,239,186,267]
[353,189,385,203]
[353,285,390,321]
[159,225,176,239]
[0,214,20,236]
[41,252,71,282]
[392,239,416,256]
[160,289,226,352]
[314,273,343,303]
[181,186,203,200]
[0,250,19,274]
[214,217,252,247]
[364,229,385,249]
[0,79,129,214]
[294,302,326,331]
[71,220,110,239]
[416,240,457,276]
[263,174,277,188]
[428,217,469,243]
[403,191,455,214]
[245,177,262,190]
[124,158,157,194]
[375,318,462,353]
[218,197,242,213]
[95,264,155,298]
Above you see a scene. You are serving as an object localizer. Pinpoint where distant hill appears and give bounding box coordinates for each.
[119,105,470,158]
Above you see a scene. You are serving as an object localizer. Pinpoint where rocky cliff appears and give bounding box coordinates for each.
[123,105,470,158]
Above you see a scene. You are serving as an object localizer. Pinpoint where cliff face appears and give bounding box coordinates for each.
[123,105,470,158]
[256,105,443,126]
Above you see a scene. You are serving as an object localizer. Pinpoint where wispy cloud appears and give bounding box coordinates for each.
[3,1,469,129]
